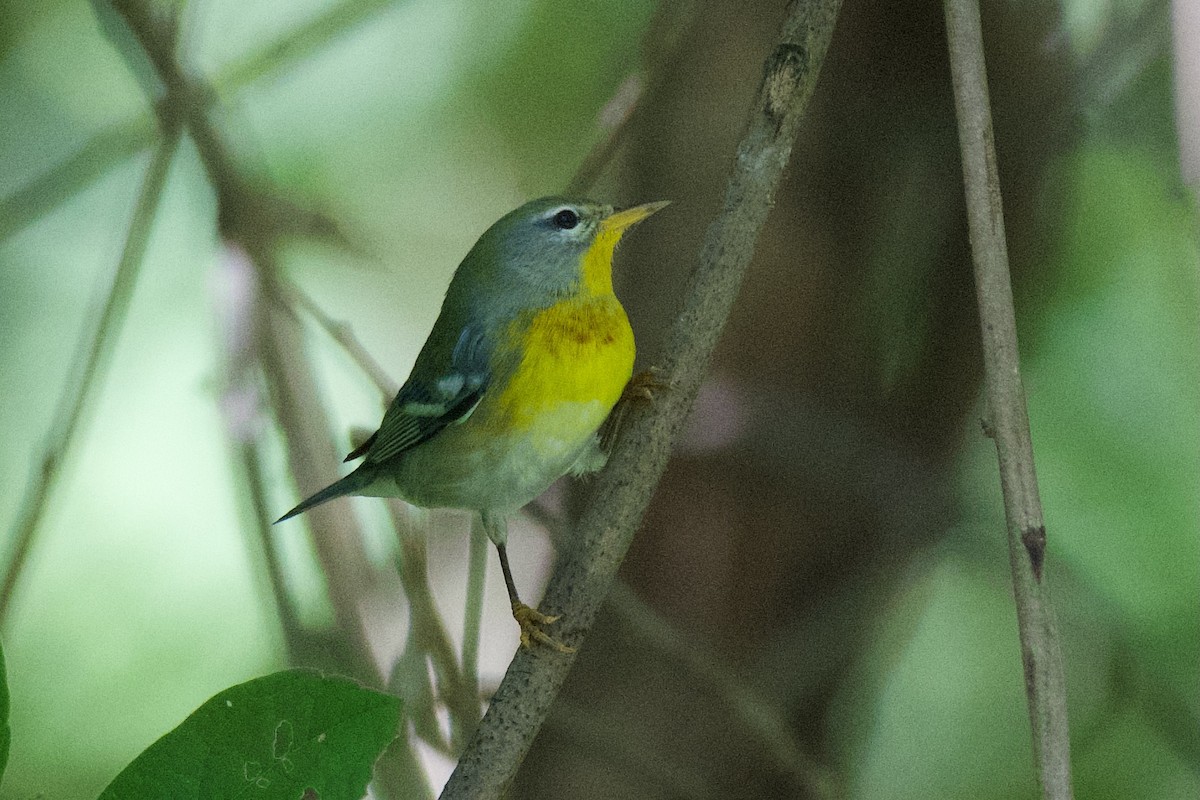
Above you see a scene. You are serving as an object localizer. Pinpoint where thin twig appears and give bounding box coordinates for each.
[109,0,391,688]
[280,221,482,748]
[0,115,157,242]
[286,271,482,743]
[521,502,838,799]
[439,2,844,796]
[461,517,488,701]
[287,282,400,398]
[286,280,483,736]
[255,279,382,682]
[0,120,182,624]
[213,244,311,661]
[564,0,697,196]
[0,0,403,244]
[233,439,307,660]
[389,501,482,751]
[942,1,1074,798]
[607,584,840,799]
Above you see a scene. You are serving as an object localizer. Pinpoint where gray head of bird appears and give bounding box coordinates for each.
[454,196,669,312]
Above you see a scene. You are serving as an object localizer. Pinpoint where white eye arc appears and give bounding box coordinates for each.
[548,206,581,230]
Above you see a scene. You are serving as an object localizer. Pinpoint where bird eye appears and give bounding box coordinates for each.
[552,208,579,230]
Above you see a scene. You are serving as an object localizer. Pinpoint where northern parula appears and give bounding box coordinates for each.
[277,196,668,650]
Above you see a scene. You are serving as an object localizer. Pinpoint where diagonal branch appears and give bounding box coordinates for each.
[108,0,386,686]
[0,115,158,242]
[439,1,844,796]
[521,500,837,798]
[211,0,402,94]
[565,0,697,196]
[0,0,405,244]
[287,282,400,398]
[0,118,182,624]
[942,1,1074,798]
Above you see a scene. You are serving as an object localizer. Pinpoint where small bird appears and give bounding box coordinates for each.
[277,196,668,650]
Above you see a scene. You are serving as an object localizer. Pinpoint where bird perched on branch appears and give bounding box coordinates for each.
[277,196,668,651]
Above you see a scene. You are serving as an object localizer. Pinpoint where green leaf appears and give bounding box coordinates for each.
[99,669,401,800]
[0,638,10,786]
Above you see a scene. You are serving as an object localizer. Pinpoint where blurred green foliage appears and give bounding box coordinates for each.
[0,0,1196,798]
[0,640,8,787]
[0,1,659,796]
[830,141,1200,800]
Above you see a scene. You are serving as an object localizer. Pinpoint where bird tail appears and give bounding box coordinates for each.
[275,467,376,523]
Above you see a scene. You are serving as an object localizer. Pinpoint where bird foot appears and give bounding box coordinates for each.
[512,602,575,653]
[622,367,670,403]
[600,367,672,453]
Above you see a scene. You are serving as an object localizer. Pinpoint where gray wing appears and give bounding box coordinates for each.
[346,326,490,465]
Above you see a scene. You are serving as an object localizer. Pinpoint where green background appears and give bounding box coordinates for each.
[0,0,1195,797]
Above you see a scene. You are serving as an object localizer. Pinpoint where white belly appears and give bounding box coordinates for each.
[369,398,611,514]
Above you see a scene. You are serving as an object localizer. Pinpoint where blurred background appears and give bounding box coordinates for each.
[0,0,1196,798]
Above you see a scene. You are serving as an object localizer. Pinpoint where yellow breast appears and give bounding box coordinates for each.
[492,295,635,433]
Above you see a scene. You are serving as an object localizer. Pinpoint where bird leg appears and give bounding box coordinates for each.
[495,543,574,653]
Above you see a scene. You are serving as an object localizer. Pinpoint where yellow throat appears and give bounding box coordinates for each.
[580,201,670,296]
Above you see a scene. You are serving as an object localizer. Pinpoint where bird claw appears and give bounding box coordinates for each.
[512,602,575,653]
[622,367,670,403]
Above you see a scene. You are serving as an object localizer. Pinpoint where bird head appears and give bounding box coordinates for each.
[466,196,669,307]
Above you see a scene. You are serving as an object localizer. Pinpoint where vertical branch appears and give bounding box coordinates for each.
[461,517,488,699]
[285,281,486,744]
[236,441,307,656]
[564,0,698,196]
[255,276,382,682]
[439,2,844,797]
[0,120,182,624]
[214,246,310,662]
[389,502,483,749]
[942,1,1074,798]
[108,0,392,688]
[1173,0,1200,185]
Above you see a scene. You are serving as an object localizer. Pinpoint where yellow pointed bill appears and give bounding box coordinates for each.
[601,200,671,234]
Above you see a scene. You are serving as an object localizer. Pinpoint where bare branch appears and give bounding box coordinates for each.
[256,279,382,682]
[0,121,181,623]
[607,584,840,799]
[0,0,404,243]
[943,1,1074,797]
[287,282,400,398]
[521,501,838,799]
[564,0,698,196]
[213,245,312,661]
[108,0,389,688]
[460,517,489,704]
[388,501,483,751]
[439,2,844,796]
